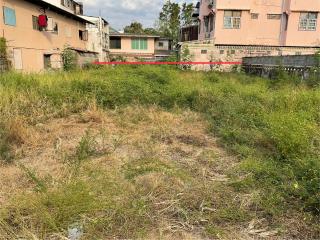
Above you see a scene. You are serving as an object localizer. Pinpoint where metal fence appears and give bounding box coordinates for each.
[242,54,317,68]
[242,54,319,78]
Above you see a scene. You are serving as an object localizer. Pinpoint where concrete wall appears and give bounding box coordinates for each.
[181,41,319,71]
[0,0,87,72]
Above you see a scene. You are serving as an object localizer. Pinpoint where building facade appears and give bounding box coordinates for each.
[82,16,109,62]
[155,38,173,60]
[182,0,320,70]
[109,33,158,61]
[43,0,83,15]
[0,0,95,72]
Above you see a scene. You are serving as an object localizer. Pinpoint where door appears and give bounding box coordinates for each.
[13,48,23,70]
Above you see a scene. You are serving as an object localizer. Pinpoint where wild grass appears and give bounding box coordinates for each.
[0,66,319,238]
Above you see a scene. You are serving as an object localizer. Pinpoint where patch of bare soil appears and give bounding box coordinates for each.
[0,106,289,239]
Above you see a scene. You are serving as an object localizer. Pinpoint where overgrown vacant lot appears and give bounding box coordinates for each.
[0,66,319,239]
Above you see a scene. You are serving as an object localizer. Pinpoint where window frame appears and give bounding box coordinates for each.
[131,38,148,50]
[223,10,241,29]
[110,36,122,49]
[32,15,40,31]
[79,30,88,41]
[3,6,16,26]
[299,12,318,31]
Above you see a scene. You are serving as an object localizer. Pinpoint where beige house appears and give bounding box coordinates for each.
[0,0,97,72]
[109,33,159,61]
[182,0,320,70]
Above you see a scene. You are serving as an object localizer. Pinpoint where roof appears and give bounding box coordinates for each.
[68,47,99,54]
[82,15,109,25]
[156,37,172,41]
[23,0,92,24]
[109,27,119,34]
[110,33,160,38]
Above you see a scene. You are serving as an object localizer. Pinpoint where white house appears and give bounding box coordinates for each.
[82,16,109,62]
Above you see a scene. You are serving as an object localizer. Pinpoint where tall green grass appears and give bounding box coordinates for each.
[0,66,319,226]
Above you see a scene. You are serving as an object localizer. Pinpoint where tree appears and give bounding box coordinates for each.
[144,28,160,35]
[124,22,160,35]
[158,0,181,44]
[181,3,194,27]
[124,21,144,34]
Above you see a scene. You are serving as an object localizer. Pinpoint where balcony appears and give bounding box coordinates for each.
[180,25,199,42]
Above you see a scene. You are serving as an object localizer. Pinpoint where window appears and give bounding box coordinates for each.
[219,49,224,54]
[61,0,73,8]
[224,11,241,29]
[44,54,51,69]
[231,49,236,54]
[204,14,214,33]
[158,42,164,47]
[267,14,281,20]
[201,49,207,54]
[131,38,148,50]
[52,22,59,34]
[32,15,39,30]
[209,14,214,32]
[251,13,259,19]
[3,7,16,26]
[79,30,88,41]
[47,18,58,34]
[299,12,317,31]
[204,16,209,32]
[110,36,121,49]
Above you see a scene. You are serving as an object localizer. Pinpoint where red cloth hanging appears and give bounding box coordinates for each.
[38,15,48,27]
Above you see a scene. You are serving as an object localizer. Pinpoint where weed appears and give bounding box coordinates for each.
[0,66,319,238]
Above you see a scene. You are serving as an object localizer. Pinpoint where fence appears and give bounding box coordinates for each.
[242,54,318,78]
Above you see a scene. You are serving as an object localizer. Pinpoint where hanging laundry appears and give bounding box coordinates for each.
[38,14,48,28]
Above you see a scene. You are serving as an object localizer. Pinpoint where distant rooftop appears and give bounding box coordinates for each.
[110,33,160,38]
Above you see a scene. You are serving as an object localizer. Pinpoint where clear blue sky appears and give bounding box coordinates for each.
[82,0,195,30]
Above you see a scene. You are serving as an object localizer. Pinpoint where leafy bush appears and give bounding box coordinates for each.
[62,47,78,71]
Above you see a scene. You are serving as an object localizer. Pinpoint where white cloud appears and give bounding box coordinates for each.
[82,0,194,30]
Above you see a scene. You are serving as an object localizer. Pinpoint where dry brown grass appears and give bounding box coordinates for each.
[0,106,305,239]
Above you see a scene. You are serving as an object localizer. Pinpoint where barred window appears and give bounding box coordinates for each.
[224,11,241,29]
[299,12,317,31]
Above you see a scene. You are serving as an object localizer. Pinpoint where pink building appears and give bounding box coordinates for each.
[182,0,320,70]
